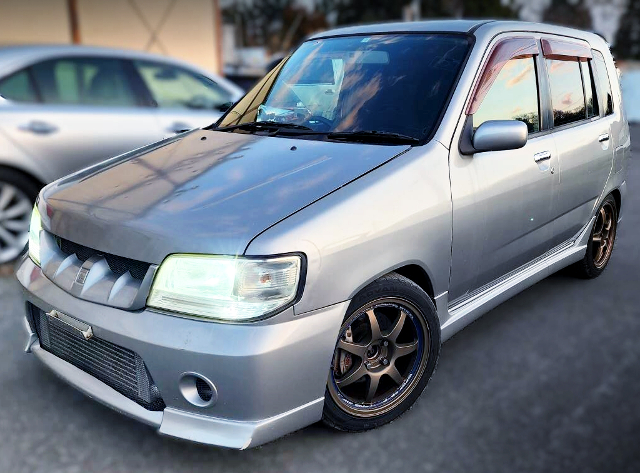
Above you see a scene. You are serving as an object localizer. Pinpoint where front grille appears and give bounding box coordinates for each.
[55,236,151,281]
[30,305,165,411]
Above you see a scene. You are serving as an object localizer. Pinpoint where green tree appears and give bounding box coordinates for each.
[223,0,328,52]
[430,0,517,18]
[542,0,593,30]
[614,0,640,59]
[321,0,412,26]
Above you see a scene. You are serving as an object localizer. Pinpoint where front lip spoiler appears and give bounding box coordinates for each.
[25,320,324,449]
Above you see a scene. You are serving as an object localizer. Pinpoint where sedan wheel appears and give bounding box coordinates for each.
[0,182,32,264]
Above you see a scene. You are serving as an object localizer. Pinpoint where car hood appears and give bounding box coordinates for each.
[41,130,409,263]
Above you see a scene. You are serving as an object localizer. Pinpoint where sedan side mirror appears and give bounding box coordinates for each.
[472,120,528,152]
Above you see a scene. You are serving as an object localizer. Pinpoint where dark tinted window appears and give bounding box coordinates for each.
[593,50,614,115]
[473,57,540,133]
[133,61,232,111]
[31,57,138,107]
[0,69,38,103]
[547,59,586,126]
[580,60,598,118]
[219,34,471,142]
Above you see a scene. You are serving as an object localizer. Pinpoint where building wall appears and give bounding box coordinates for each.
[0,0,71,44]
[0,0,222,74]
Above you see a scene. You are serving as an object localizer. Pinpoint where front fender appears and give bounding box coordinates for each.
[245,142,453,316]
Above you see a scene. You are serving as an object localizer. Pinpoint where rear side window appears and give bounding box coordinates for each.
[593,50,614,116]
[30,57,138,107]
[473,57,540,133]
[0,69,38,103]
[546,59,586,127]
[133,61,232,111]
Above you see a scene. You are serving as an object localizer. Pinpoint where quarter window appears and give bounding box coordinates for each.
[133,61,232,111]
[0,69,38,103]
[546,59,586,127]
[30,58,138,107]
[580,61,598,118]
[593,50,614,115]
[472,57,540,133]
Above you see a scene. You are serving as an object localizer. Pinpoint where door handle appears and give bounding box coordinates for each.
[168,122,192,134]
[19,120,58,135]
[534,151,552,163]
[598,133,610,143]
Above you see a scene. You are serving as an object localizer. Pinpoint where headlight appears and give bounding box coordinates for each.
[28,204,42,265]
[147,254,303,322]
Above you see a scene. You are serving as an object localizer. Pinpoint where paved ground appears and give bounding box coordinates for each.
[0,127,638,473]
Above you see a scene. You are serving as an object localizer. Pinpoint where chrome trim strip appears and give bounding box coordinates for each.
[442,218,594,341]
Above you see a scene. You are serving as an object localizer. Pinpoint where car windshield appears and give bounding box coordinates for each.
[216,33,471,143]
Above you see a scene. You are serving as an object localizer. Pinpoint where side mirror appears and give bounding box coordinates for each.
[472,120,528,152]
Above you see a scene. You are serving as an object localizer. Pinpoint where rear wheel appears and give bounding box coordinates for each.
[572,194,618,279]
[323,273,440,431]
[0,169,40,264]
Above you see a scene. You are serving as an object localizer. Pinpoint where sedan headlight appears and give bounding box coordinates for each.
[147,254,303,321]
[28,204,42,265]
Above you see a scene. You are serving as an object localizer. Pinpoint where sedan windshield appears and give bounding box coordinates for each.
[216,33,471,143]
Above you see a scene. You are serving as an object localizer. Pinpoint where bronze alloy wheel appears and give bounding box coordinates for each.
[328,298,430,418]
[592,200,617,269]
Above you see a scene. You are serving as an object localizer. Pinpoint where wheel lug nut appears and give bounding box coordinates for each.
[382,358,389,365]
[383,340,389,347]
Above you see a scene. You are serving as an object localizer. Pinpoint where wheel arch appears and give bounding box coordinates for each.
[0,164,46,194]
[348,261,437,304]
[611,188,621,217]
[389,264,435,300]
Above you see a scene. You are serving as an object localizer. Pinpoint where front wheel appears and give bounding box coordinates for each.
[322,273,440,432]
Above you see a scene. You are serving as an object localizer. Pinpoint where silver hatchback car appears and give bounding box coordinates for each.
[0,45,244,263]
[17,20,630,449]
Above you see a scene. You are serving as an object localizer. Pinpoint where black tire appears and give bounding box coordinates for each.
[322,272,440,432]
[0,167,41,200]
[571,194,618,279]
[0,167,42,264]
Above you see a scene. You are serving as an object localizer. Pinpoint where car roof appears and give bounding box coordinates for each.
[309,19,606,48]
[0,44,185,66]
[0,44,244,96]
[309,19,490,38]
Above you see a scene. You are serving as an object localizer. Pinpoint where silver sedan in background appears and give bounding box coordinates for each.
[0,45,244,263]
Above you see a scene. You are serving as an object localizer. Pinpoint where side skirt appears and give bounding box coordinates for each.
[441,217,594,341]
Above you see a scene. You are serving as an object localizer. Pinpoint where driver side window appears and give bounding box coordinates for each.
[133,61,232,111]
[473,56,540,133]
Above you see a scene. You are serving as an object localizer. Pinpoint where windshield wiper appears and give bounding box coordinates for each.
[328,130,420,145]
[214,121,318,133]
[213,123,420,144]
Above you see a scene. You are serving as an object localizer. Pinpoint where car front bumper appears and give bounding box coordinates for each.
[16,256,347,449]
